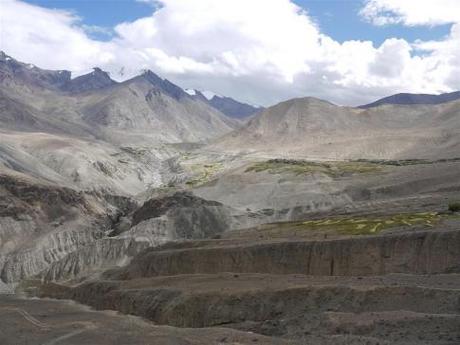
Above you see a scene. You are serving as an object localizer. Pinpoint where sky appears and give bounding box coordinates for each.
[1,0,460,106]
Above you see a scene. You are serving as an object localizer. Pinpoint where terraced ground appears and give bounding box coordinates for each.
[5,156,460,345]
[224,212,452,239]
[244,159,384,177]
[34,273,460,345]
[28,209,460,345]
[185,162,223,187]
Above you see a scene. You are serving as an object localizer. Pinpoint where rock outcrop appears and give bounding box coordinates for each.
[128,191,232,241]
[0,172,121,283]
[35,191,244,282]
[38,238,150,282]
[107,229,460,280]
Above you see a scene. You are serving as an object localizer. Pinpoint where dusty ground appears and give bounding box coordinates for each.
[34,271,460,344]
[0,294,295,345]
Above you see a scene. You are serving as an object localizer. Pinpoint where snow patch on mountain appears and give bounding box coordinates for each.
[202,90,220,100]
[184,88,197,96]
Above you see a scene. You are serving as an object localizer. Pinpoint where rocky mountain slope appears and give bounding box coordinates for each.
[0,52,238,143]
[80,71,238,143]
[186,89,261,119]
[210,96,460,159]
[0,51,71,91]
[0,53,245,285]
[360,91,460,108]
[0,53,242,194]
[62,67,117,93]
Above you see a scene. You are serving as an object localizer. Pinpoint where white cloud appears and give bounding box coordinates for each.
[113,0,321,82]
[360,0,460,26]
[360,0,460,93]
[0,0,114,72]
[1,0,460,106]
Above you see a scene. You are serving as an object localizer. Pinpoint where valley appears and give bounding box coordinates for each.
[0,53,459,345]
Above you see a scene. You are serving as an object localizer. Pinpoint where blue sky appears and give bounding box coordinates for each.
[3,0,460,106]
[25,0,155,40]
[25,0,451,44]
[301,0,451,44]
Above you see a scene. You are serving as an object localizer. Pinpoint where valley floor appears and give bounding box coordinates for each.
[0,295,291,345]
[23,222,460,345]
[3,271,460,344]
[2,154,460,345]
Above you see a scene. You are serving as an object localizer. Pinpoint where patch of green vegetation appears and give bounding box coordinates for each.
[245,156,460,178]
[245,159,382,177]
[225,212,446,240]
[185,163,222,187]
[181,153,192,161]
[355,157,460,166]
[448,202,460,213]
[297,212,441,235]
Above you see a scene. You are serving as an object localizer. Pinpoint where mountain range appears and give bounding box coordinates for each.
[360,91,460,108]
[185,89,262,119]
[0,51,239,140]
[0,52,242,194]
[2,51,460,196]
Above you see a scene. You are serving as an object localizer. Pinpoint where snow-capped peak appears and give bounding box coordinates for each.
[184,88,197,96]
[202,90,220,100]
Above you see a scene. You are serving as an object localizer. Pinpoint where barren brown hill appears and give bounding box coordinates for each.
[210,97,460,159]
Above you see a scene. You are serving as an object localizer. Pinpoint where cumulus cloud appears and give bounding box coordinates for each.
[0,0,114,72]
[1,0,460,106]
[360,0,460,93]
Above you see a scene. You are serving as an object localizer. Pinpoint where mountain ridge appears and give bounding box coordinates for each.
[0,53,240,195]
[186,88,261,119]
[210,96,460,159]
[360,91,460,108]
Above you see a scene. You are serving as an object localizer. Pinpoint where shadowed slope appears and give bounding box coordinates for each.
[360,91,460,108]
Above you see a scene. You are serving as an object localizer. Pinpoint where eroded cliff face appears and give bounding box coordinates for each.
[34,191,245,283]
[49,223,457,341]
[39,275,460,332]
[107,229,460,280]
[1,225,105,283]
[38,238,150,282]
[0,172,129,283]
[36,249,460,343]
[8,173,459,345]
